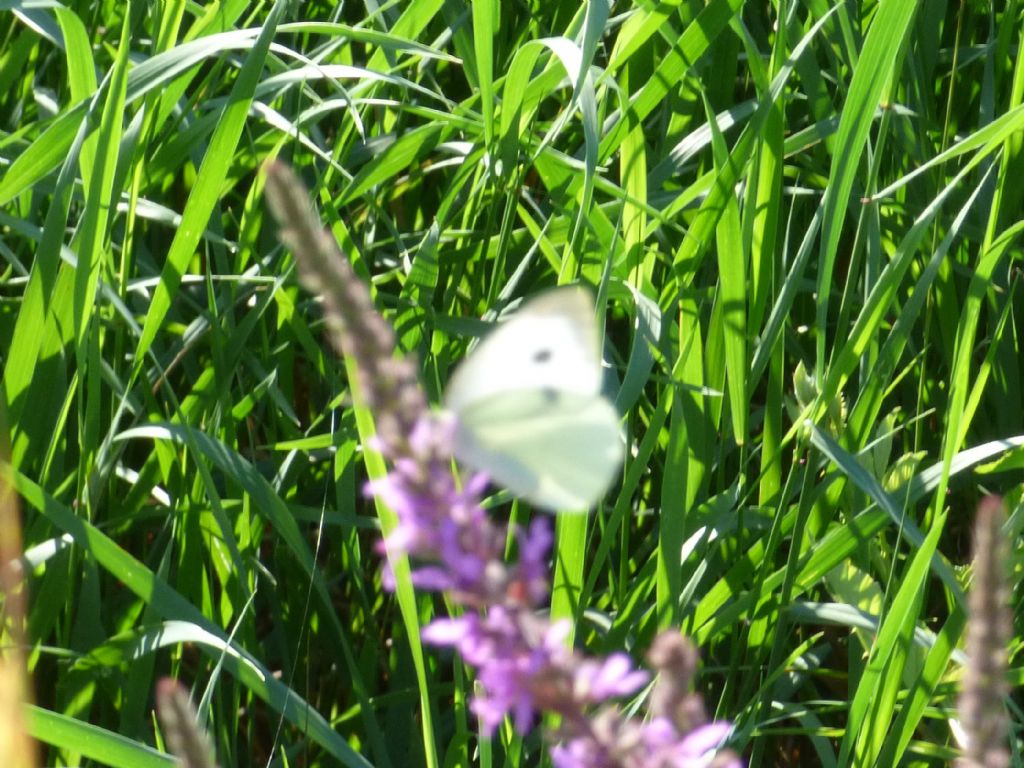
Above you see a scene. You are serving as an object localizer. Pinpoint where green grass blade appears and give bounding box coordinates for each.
[135,1,286,363]
[815,0,920,368]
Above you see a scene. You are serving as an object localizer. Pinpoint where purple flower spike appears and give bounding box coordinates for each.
[264,161,741,768]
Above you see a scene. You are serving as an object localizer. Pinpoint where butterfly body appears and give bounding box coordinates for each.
[444,287,623,512]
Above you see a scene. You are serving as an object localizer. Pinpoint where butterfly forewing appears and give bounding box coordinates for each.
[444,287,602,413]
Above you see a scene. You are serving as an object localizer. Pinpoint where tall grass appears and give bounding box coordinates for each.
[1,0,1022,765]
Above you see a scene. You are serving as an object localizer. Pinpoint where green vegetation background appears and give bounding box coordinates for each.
[1,0,1023,765]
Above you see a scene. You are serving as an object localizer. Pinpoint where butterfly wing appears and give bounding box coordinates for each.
[444,287,602,413]
[444,286,623,511]
[452,389,623,512]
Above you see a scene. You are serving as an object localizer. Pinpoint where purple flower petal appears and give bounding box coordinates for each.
[588,653,649,699]
[678,721,733,756]
[409,566,455,591]
[421,617,471,645]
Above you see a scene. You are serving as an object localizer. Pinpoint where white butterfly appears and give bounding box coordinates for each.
[444,286,623,512]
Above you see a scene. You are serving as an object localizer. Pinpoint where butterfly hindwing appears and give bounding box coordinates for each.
[453,389,622,511]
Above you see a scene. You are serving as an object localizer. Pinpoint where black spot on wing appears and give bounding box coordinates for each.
[532,346,553,364]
